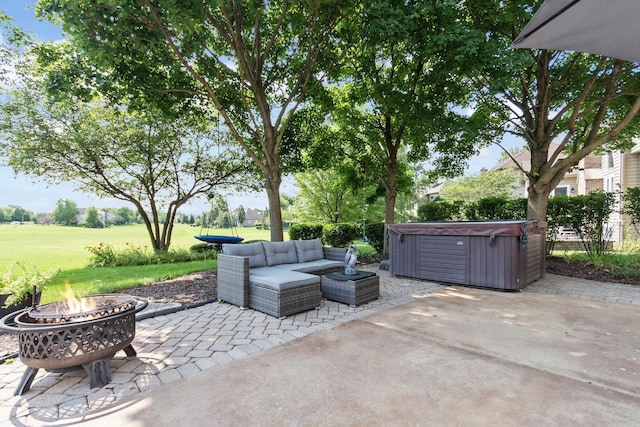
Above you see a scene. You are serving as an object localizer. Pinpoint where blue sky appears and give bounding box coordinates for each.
[0,2,521,215]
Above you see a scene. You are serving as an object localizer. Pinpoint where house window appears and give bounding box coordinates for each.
[552,186,569,197]
[606,153,614,169]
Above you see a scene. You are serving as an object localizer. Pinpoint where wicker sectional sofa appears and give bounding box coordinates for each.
[217,239,346,318]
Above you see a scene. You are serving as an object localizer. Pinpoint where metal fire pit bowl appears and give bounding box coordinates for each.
[18,294,138,325]
[0,294,148,396]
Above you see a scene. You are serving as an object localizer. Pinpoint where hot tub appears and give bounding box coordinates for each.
[387,220,545,291]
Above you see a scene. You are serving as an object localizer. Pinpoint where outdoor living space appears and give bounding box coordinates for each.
[1,266,639,425]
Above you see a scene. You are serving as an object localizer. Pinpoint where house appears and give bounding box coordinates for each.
[74,208,116,225]
[239,208,264,227]
[422,144,603,204]
[422,179,448,203]
[601,143,640,241]
[411,179,449,214]
[74,208,88,224]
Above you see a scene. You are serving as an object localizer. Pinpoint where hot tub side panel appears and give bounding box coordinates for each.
[389,234,469,284]
[389,234,420,278]
[526,232,545,284]
[468,235,525,290]
[418,235,469,285]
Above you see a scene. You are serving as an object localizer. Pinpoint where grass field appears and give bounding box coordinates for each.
[0,223,272,303]
[0,223,271,271]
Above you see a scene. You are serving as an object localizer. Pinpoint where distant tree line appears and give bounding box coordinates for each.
[0,200,230,228]
[0,206,32,223]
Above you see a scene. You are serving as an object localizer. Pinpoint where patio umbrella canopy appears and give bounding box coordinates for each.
[512,0,640,62]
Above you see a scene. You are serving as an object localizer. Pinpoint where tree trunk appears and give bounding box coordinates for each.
[382,157,399,256]
[264,171,284,242]
[527,185,550,229]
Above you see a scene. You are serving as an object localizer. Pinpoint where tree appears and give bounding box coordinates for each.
[112,207,138,225]
[83,207,104,228]
[317,0,486,253]
[459,0,640,223]
[237,206,246,227]
[53,199,77,225]
[440,169,519,203]
[10,206,31,223]
[293,169,356,224]
[36,0,354,242]
[292,167,383,224]
[218,212,232,228]
[0,56,253,251]
[280,194,297,223]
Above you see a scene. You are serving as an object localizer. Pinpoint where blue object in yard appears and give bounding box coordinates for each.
[194,235,244,244]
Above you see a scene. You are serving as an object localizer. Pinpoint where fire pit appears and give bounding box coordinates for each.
[0,294,147,395]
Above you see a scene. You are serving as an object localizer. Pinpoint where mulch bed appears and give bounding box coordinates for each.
[112,269,217,304]
[545,256,640,286]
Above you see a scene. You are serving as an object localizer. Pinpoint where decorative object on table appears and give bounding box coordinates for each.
[344,244,358,276]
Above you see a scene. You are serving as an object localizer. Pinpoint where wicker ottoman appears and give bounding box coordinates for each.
[321,271,380,307]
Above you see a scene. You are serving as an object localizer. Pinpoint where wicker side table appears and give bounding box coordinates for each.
[321,272,380,307]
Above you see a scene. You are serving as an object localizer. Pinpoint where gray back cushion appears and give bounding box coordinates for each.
[294,238,324,262]
[262,241,298,266]
[222,242,267,268]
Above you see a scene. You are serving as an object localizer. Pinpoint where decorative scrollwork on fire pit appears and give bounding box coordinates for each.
[18,314,137,369]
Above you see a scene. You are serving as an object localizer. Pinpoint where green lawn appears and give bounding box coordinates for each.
[0,223,272,303]
[0,223,270,271]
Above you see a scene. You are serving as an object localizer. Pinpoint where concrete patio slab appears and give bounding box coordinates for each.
[55,286,640,426]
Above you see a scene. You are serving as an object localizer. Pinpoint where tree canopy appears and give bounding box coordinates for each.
[293,168,366,224]
[7,0,636,238]
[440,169,519,203]
[53,199,78,225]
[0,49,253,250]
[304,0,488,254]
[34,0,355,242]
[459,0,640,222]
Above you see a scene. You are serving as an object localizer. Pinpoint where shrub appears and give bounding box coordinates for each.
[622,187,640,235]
[563,191,615,259]
[190,242,220,253]
[1,261,59,307]
[417,200,464,221]
[364,222,386,254]
[323,223,359,247]
[87,242,215,267]
[502,198,527,219]
[546,195,575,254]
[288,224,323,240]
[463,196,509,220]
[87,242,116,267]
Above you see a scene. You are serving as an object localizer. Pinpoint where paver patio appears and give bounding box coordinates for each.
[1,266,639,425]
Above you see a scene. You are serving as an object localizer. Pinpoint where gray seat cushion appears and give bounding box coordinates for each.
[250,267,320,291]
[293,238,324,262]
[273,259,343,274]
[262,241,298,266]
[222,242,267,268]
